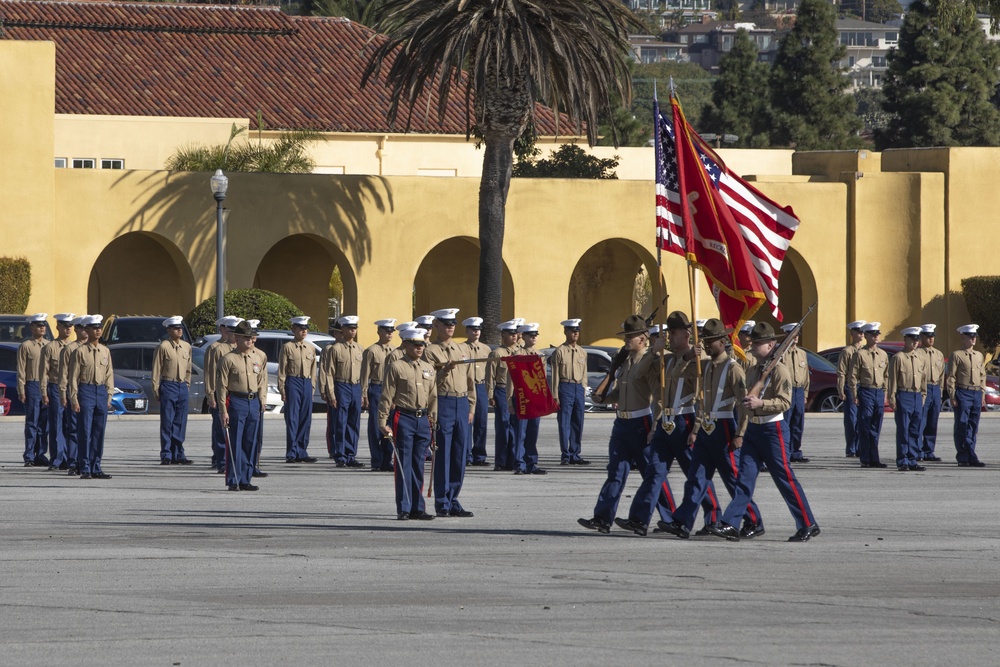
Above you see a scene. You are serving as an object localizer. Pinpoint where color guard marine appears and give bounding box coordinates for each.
[947,323,987,467]
[510,322,546,475]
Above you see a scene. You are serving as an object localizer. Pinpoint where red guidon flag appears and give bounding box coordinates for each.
[503,355,558,419]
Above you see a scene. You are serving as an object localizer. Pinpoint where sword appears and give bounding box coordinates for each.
[386,429,410,514]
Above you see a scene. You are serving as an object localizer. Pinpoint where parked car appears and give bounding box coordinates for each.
[199,330,337,413]
[107,342,207,414]
[0,341,149,415]
[0,380,11,415]
[538,345,615,412]
[100,315,193,345]
[0,314,53,343]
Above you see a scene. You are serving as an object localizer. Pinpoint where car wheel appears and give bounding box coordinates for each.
[817,391,843,413]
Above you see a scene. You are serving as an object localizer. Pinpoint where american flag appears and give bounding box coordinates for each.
[655,98,800,320]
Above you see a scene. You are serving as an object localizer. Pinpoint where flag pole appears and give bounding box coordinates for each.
[655,80,667,428]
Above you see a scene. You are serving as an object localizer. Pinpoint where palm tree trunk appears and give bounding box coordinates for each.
[478,132,517,345]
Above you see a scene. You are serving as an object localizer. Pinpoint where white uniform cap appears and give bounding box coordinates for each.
[513,318,526,327]
[246,319,261,330]
[290,315,311,327]
[72,315,88,327]
[901,327,922,337]
[648,324,661,335]
[430,308,460,321]
[26,313,48,323]
[222,316,243,328]
[920,324,937,334]
[696,319,708,328]
[561,319,582,328]
[395,321,417,331]
[739,320,756,334]
[848,320,867,330]
[415,315,435,326]
[54,313,76,324]
[780,323,798,333]
[498,319,520,332]
[463,317,484,327]
[337,315,359,327]
[518,322,540,334]
[162,316,184,327]
[399,327,427,342]
[84,314,104,327]
[862,321,881,332]
[375,318,397,328]
[958,323,979,335]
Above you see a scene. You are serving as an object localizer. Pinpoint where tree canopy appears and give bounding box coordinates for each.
[513,144,619,179]
[700,29,771,148]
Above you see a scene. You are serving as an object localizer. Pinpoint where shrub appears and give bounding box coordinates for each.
[185,288,314,337]
[960,276,1000,356]
[0,257,31,313]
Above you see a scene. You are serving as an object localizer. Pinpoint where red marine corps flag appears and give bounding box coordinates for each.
[503,355,558,419]
[654,94,800,349]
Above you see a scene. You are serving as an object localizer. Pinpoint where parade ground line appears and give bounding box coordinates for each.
[0,413,997,666]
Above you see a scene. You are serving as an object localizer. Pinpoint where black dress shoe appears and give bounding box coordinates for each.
[706,522,740,541]
[788,524,821,542]
[23,461,35,467]
[435,509,450,517]
[216,468,226,474]
[252,470,269,478]
[47,465,56,471]
[410,511,435,521]
[335,461,346,467]
[397,512,410,520]
[93,472,112,479]
[513,469,524,475]
[561,460,570,466]
[286,458,298,464]
[228,484,239,491]
[160,460,172,465]
[908,464,927,471]
[471,460,489,467]
[80,472,92,479]
[528,468,547,475]
[614,517,648,536]
[923,456,942,462]
[34,456,50,467]
[655,520,689,539]
[238,483,259,491]
[67,467,79,476]
[494,465,504,471]
[575,459,591,465]
[740,523,765,540]
[791,457,810,463]
[346,460,365,468]
[694,525,714,537]
[59,462,69,470]
[897,465,909,471]
[449,509,474,518]
[301,456,317,463]
[177,459,193,465]
[870,462,888,468]
[957,462,970,467]
[970,460,986,467]
[578,517,611,534]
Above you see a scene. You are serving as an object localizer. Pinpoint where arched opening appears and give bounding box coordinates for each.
[756,247,819,349]
[88,232,195,316]
[254,234,356,332]
[413,237,514,320]
[568,239,665,344]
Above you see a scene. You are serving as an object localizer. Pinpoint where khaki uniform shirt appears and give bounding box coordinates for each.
[67,343,115,409]
[655,349,707,419]
[837,341,865,396]
[278,340,317,400]
[16,337,46,396]
[888,349,927,401]
[486,344,518,395]
[461,340,491,386]
[946,348,987,397]
[783,346,810,393]
[918,346,946,388]
[738,362,791,437]
[378,356,439,430]
[204,340,233,400]
[850,346,889,393]
[697,354,746,430]
[550,343,587,392]
[424,340,476,413]
[360,342,393,394]
[40,339,68,386]
[320,341,362,398]
[216,349,268,405]
[604,348,659,414]
[59,340,83,402]
[152,339,192,397]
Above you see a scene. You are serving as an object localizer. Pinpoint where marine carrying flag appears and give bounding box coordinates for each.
[654,96,800,328]
[503,355,558,419]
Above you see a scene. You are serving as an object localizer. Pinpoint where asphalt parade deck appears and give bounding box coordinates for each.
[1,413,997,666]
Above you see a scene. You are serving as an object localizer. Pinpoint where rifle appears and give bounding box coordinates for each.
[592,295,668,404]
[747,302,816,398]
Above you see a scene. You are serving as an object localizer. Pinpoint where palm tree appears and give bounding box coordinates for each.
[363,0,641,342]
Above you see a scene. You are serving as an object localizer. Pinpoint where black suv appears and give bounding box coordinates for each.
[99,315,193,345]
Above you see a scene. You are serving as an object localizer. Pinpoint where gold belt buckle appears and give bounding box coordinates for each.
[702,418,716,435]
[662,416,676,434]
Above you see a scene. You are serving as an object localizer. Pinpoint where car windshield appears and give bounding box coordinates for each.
[805,349,837,372]
[104,318,192,344]
[0,317,53,342]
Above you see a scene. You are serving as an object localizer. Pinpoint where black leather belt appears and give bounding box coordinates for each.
[369,381,382,386]
[396,406,429,418]
[230,391,258,400]
[336,380,360,386]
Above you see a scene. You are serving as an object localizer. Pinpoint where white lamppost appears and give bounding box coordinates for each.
[210,169,229,324]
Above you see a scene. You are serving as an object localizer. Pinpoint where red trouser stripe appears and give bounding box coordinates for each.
[776,425,811,524]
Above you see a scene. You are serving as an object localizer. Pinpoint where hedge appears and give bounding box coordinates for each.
[185,288,315,337]
[0,257,31,314]
[960,276,1000,355]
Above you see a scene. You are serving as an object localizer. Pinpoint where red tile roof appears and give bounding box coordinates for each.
[0,0,565,135]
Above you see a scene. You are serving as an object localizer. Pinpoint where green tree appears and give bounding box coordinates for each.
[363,0,641,343]
[854,87,890,138]
[185,289,311,338]
[700,29,772,148]
[875,0,1000,149]
[0,257,31,314]
[769,0,863,149]
[631,61,715,134]
[961,276,1000,361]
[165,118,319,173]
[513,144,619,179]
[301,0,384,25]
[840,0,903,23]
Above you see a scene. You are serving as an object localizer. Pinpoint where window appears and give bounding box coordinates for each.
[841,31,874,47]
[885,32,898,43]
[872,56,887,68]
[54,158,67,168]
[101,159,124,170]
[71,158,95,169]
